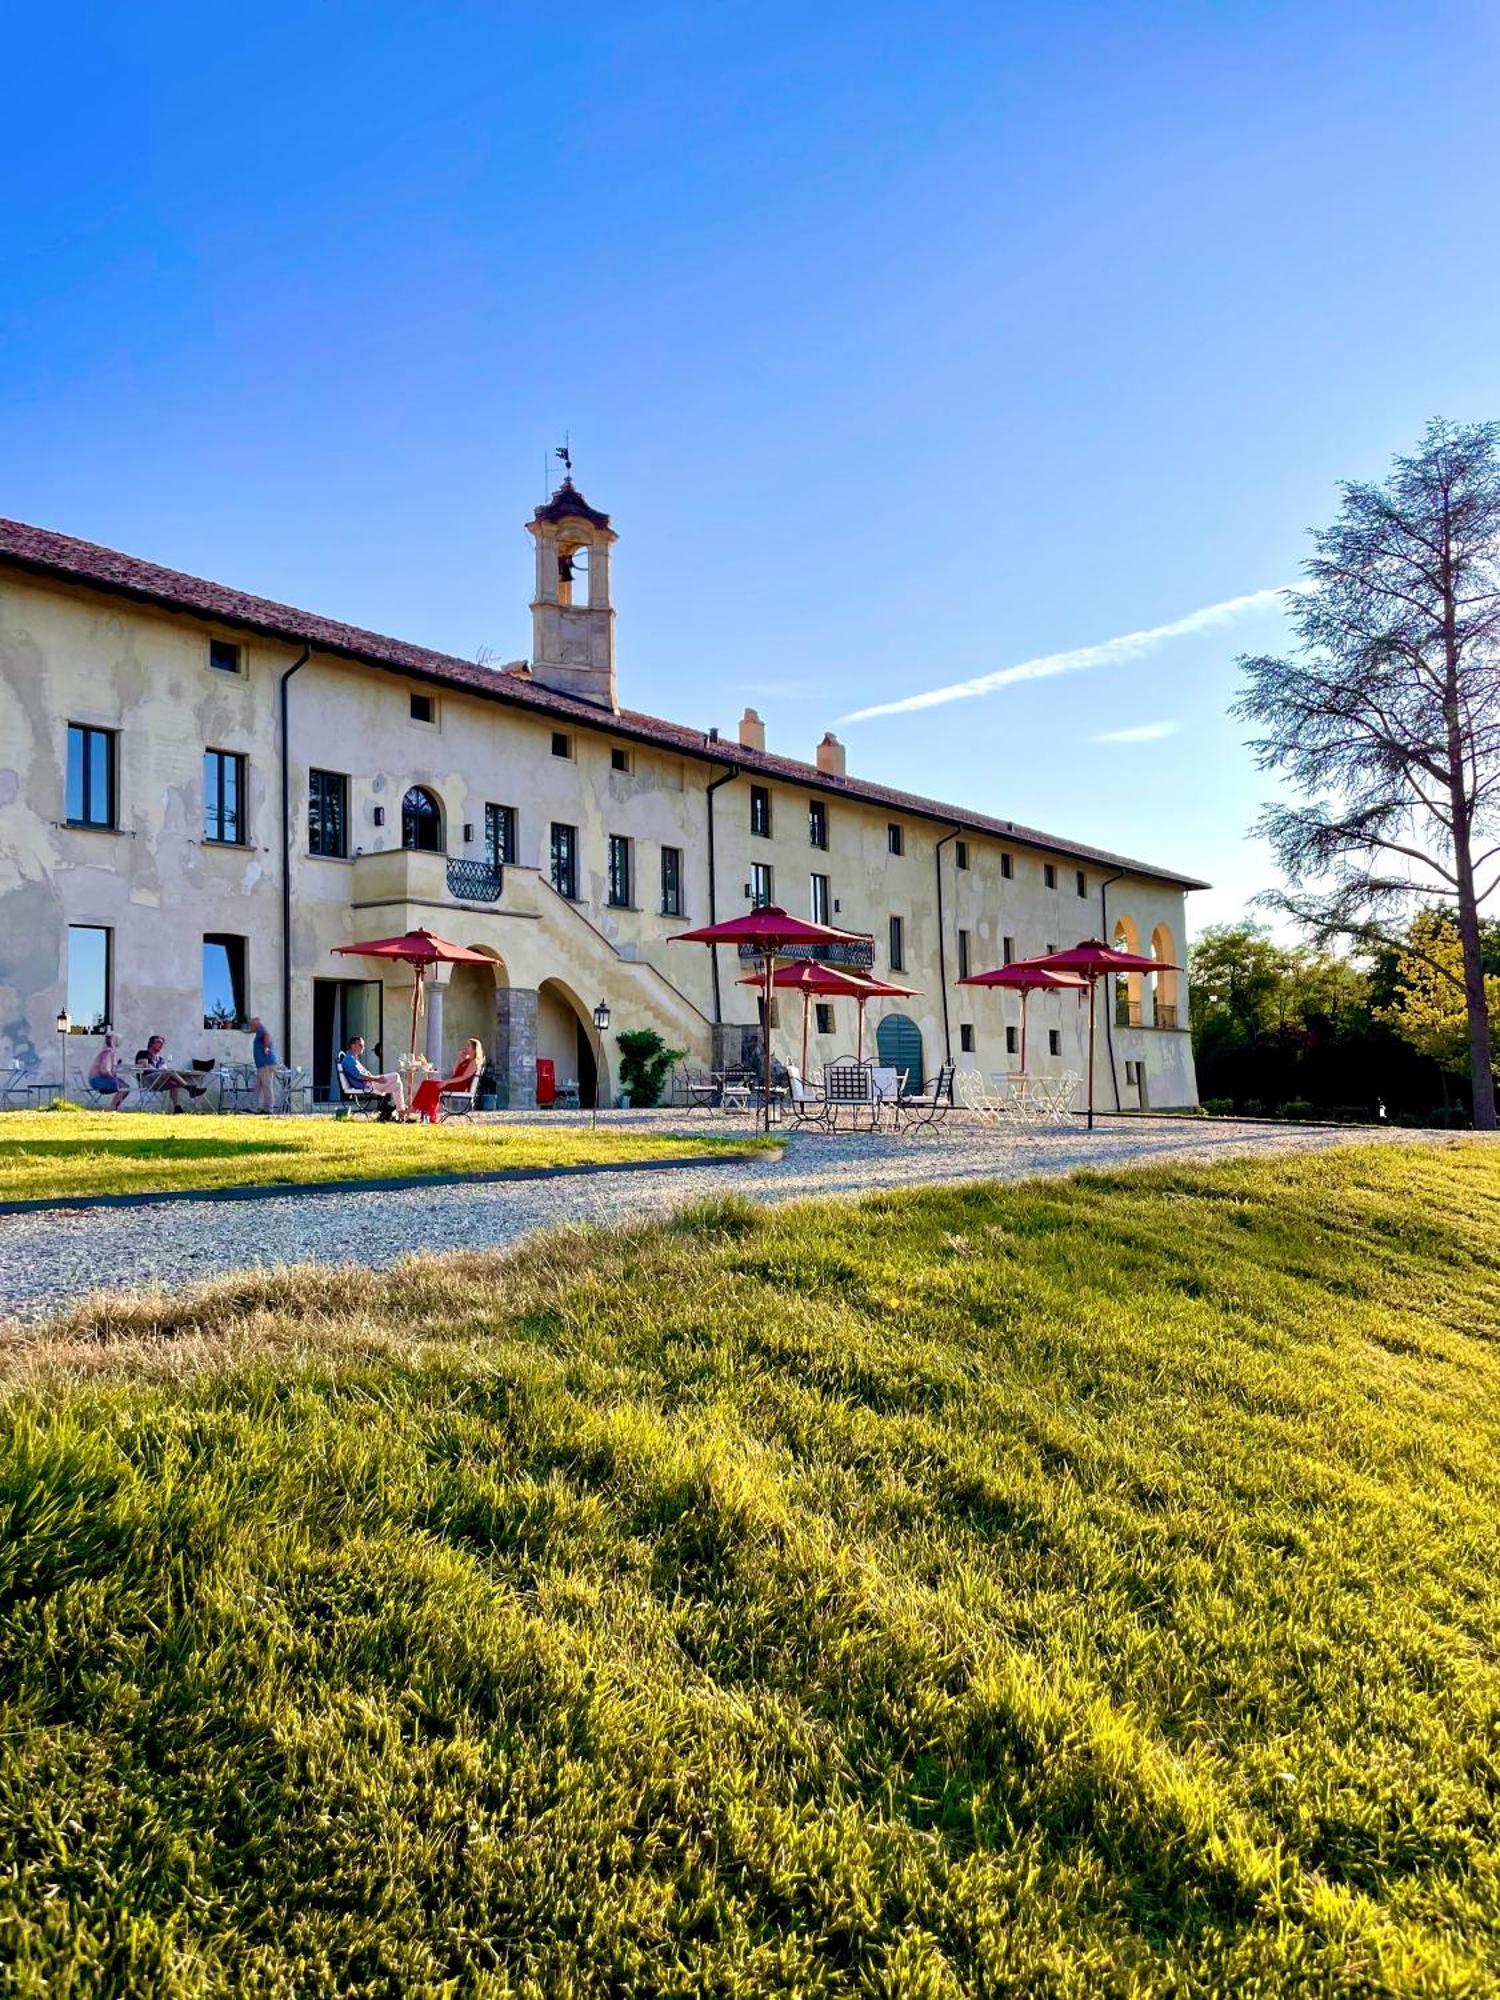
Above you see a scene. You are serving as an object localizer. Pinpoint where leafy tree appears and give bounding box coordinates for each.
[1235,419,1500,1127]
[1188,924,1290,1042]
[1376,909,1500,1075]
[615,1028,686,1109]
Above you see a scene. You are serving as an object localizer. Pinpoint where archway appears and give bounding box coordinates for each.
[447,948,508,1073]
[1112,914,1144,1025]
[537,976,607,1109]
[1151,923,1178,1026]
[876,1012,924,1091]
[402,785,443,853]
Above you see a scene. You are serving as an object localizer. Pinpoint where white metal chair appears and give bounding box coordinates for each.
[437,1077,479,1122]
[336,1064,390,1120]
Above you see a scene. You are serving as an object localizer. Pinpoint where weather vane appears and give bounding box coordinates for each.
[555,435,572,480]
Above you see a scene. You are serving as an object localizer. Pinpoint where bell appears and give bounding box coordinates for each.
[557,552,575,584]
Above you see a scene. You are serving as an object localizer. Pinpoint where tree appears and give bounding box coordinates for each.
[1235,419,1500,1127]
[1375,909,1500,1076]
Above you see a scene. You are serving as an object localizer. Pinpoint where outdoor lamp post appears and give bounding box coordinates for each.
[591,998,611,1127]
[55,1008,70,1101]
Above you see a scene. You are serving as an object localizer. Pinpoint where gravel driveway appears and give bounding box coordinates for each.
[0,1115,1479,1326]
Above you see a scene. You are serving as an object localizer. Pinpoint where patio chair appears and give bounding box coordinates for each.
[336,1063,392,1120]
[438,1075,479,1121]
[0,1060,41,1111]
[956,1070,1007,1125]
[785,1065,830,1129]
[129,1065,178,1113]
[821,1059,881,1132]
[895,1061,956,1134]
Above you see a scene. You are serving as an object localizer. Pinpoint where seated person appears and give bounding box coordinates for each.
[136,1034,206,1113]
[86,1035,130,1111]
[409,1037,482,1124]
[338,1036,405,1118]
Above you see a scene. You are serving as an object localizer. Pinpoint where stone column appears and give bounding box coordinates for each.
[493,986,537,1109]
[425,983,445,1068]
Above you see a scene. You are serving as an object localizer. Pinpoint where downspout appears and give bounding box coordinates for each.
[704,758,741,1024]
[279,643,313,1064]
[1099,869,1125,1112]
[934,826,960,1063]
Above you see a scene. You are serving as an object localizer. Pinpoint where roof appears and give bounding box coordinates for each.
[530,480,612,529]
[0,515,1210,890]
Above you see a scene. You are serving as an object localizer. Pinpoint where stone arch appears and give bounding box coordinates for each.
[401,784,444,853]
[1112,913,1144,1023]
[537,975,608,1109]
[1151,922,1178,1023]
[447,947,508,1065]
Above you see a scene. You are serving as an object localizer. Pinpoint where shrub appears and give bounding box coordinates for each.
[1200,1097,1234,1116]
[1240,1098,1265,1117]
[1280,1098,1316,1120]
[615,1028,686,1109]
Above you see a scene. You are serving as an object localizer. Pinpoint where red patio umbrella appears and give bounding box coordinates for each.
[957,963,1088,1073]
[1008,938,1180,1131]
[671,906,874,1129]
[331,928,496,1061]
[737,960,919,1080]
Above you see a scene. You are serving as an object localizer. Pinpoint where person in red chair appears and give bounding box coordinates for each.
[409,1037,482,1125]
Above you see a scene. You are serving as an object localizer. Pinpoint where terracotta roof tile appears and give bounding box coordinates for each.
[0,515,1210,890]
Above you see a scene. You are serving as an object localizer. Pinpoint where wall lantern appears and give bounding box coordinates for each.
[463,822,475,845]
[55,1008,71,1036]
[592,998,611,1035]
[372,805,386,827]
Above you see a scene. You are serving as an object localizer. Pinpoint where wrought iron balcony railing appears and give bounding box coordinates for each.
[446,858,503,903]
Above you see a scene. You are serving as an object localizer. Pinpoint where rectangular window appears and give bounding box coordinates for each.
[815,1002,834,1036]
[751,861,774,908]
[410,691,435,724]
[203,933,249,1029]
[750,785,772,838]
[607,834,632,908]
[1044,863,1058,889]
[888,822,904,855]
[808,799,828,849]
[611,747,631,773]
[308,768,348,858]
[1006,1025,1019,1056]
[551,731,572,759]
[1003,935,1015,964]
[1001,852,1014,879]
[66,723,116,828]
[209,638,241,675]
[203,749,246,844]
[888,914,905,971]
[1076,869,1087,897]
[955,839,968,870]
[960,1023,975,1053]
[810,872,830,926]
[957,929,971,980]
[485,802,517,867]
[66,925,112,1034]
[661,846,683,917]
[1048,1028,1062,1057]
[550,822,578,899]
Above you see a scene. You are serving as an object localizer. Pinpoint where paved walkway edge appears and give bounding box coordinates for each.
[0,1149,760,1217]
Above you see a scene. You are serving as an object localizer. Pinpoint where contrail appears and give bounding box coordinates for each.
[839,584,1293,722]
[1093,719,1180,744]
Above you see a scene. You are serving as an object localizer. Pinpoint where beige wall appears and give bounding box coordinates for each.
[0,567,1200,1108]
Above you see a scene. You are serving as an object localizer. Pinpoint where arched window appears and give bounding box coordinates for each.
[1113,916,1143,1026]
[1151,923,1178,1026]
[402,785,443,853]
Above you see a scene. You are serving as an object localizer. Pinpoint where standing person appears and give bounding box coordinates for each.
[338,1036,405,1120]
[409,1038,482,1125]
[249,1016,278,1114]
[86,1034,130,1110]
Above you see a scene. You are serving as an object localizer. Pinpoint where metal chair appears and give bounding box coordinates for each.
[438,1077,479,1121]
[336,1064,391,1120]
[895,1061,956,1134]
[821,1059,881,1132]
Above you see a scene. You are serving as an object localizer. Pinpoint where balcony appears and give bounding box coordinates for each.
[1115,996,1181,1030]
[1153,1000,1179,1030]
[1115,997,1142,1027]
[351,848,503,911]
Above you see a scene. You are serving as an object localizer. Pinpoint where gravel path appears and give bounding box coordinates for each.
[0,1115,1481,1326]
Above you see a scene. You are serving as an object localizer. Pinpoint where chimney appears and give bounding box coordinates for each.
[816,731,846,777]
[738,706,766,753]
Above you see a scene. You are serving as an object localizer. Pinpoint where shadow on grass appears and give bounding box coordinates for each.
[0,1138,295,1163]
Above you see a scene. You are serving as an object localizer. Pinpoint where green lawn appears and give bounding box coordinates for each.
[0,1111,767,1203]
[1,1144,1498,1994]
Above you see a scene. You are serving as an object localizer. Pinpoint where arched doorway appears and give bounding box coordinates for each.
[1151,923,1178,1027]
[1113,915,1144,1026]
[876,1013,923,1091]
[447,948,508,1076]
[537,977,607,1109]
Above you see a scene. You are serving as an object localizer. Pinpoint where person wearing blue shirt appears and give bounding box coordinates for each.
[338,1036,405,1120]
[249,1016,278,1114]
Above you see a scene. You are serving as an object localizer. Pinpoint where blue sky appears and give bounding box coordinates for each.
[5,2,1499,931]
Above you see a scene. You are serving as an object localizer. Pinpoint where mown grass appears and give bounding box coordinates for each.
[0,1143,1498,1995]
[0,1111,767,1203]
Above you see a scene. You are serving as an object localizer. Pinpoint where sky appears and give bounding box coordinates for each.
[5,1,1500,934]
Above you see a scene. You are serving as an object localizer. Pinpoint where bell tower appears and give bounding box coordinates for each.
[526,473,617,709]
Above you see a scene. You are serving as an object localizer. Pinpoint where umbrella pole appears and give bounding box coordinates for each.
[857,999,865,1066]
[801,991,810,1085]
[1020,991,1028,1074]
[762,953,774,1134]
[1086,976,1097,1131]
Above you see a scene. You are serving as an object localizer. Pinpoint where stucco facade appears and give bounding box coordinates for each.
[0,488,1203,1109]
